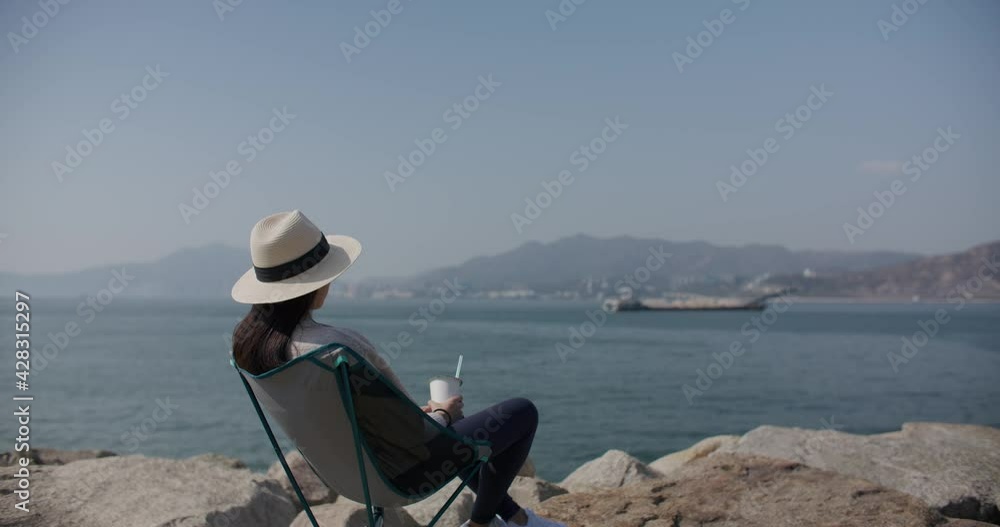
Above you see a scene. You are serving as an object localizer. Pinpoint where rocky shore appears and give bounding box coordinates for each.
[2,422,997,527]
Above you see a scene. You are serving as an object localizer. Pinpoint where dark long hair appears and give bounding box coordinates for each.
[232,290,318,375]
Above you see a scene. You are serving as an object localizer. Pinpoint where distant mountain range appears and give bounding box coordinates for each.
[765,240,1000,299]
[402,234,917,296]
[0,244,248,299]
[1,235,996,300]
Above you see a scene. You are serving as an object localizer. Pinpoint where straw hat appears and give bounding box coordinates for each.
[231,210,361,304]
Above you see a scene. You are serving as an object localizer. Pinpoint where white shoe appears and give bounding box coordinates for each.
[460,515,507,527]
[508,508,566,527]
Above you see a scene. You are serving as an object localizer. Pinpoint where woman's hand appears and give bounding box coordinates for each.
[428,395,464,423]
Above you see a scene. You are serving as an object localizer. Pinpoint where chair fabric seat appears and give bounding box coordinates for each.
[237,342,490,508]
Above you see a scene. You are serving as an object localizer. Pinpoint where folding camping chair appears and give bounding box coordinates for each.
[232,342,492,527]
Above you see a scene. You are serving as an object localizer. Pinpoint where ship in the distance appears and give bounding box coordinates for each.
[604,291,791,312]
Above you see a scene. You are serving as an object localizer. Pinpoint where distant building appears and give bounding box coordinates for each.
[486,289,535,299]
[371,289,415,300]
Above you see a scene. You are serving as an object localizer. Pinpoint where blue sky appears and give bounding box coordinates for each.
[1,0,998,277]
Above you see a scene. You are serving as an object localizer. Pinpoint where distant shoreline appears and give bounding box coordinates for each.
[778,295,1000,304]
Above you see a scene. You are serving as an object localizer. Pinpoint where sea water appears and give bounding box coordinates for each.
[3,298,998,480]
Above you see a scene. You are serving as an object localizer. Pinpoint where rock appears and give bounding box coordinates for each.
[189,452,248,470]
[267,450,337,509]
[399,473,562,523]
[291,497,418,527]
[943,520,998,527]
[508,476,567,507]
[517,456,536,477]
[0,455,296,527]
[0,447,116,466]
[649,435,739,477]
[559,449,659,493]
[537,453,955,527]
[718,422,1000,523]
[403,478,475,526]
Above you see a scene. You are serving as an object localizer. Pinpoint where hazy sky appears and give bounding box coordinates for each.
[2,0,998,277]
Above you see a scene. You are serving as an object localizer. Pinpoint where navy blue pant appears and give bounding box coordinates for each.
[453,398,539,524]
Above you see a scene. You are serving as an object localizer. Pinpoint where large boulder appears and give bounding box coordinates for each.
[267,450,337,509]
[0,447,116,466]
[538,453,966,527]
[291,498,418,527]
[403,478,475,526]
[649,435,739,477]
[718,422,1000,523]
[508,476,567,508]
[0,454,296,527]
[400,474,564,523]
[559,449,659,493]
[189,453,248,470]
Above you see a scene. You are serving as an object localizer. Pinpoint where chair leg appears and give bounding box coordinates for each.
[427,459,485,527]
[373,506,384,527]
[236,371,320,526]
[335,363,378,527]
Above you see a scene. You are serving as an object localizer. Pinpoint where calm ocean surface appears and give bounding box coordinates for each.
[3,298,999,480]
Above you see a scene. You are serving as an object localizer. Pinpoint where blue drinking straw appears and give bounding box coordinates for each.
[455,355,463,379]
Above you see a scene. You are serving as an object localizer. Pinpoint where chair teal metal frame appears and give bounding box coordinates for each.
[232,343,491,527]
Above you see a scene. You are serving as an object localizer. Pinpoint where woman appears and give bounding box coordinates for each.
[230,211,564,527]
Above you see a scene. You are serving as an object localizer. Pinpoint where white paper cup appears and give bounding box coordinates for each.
[429,376,462,403]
